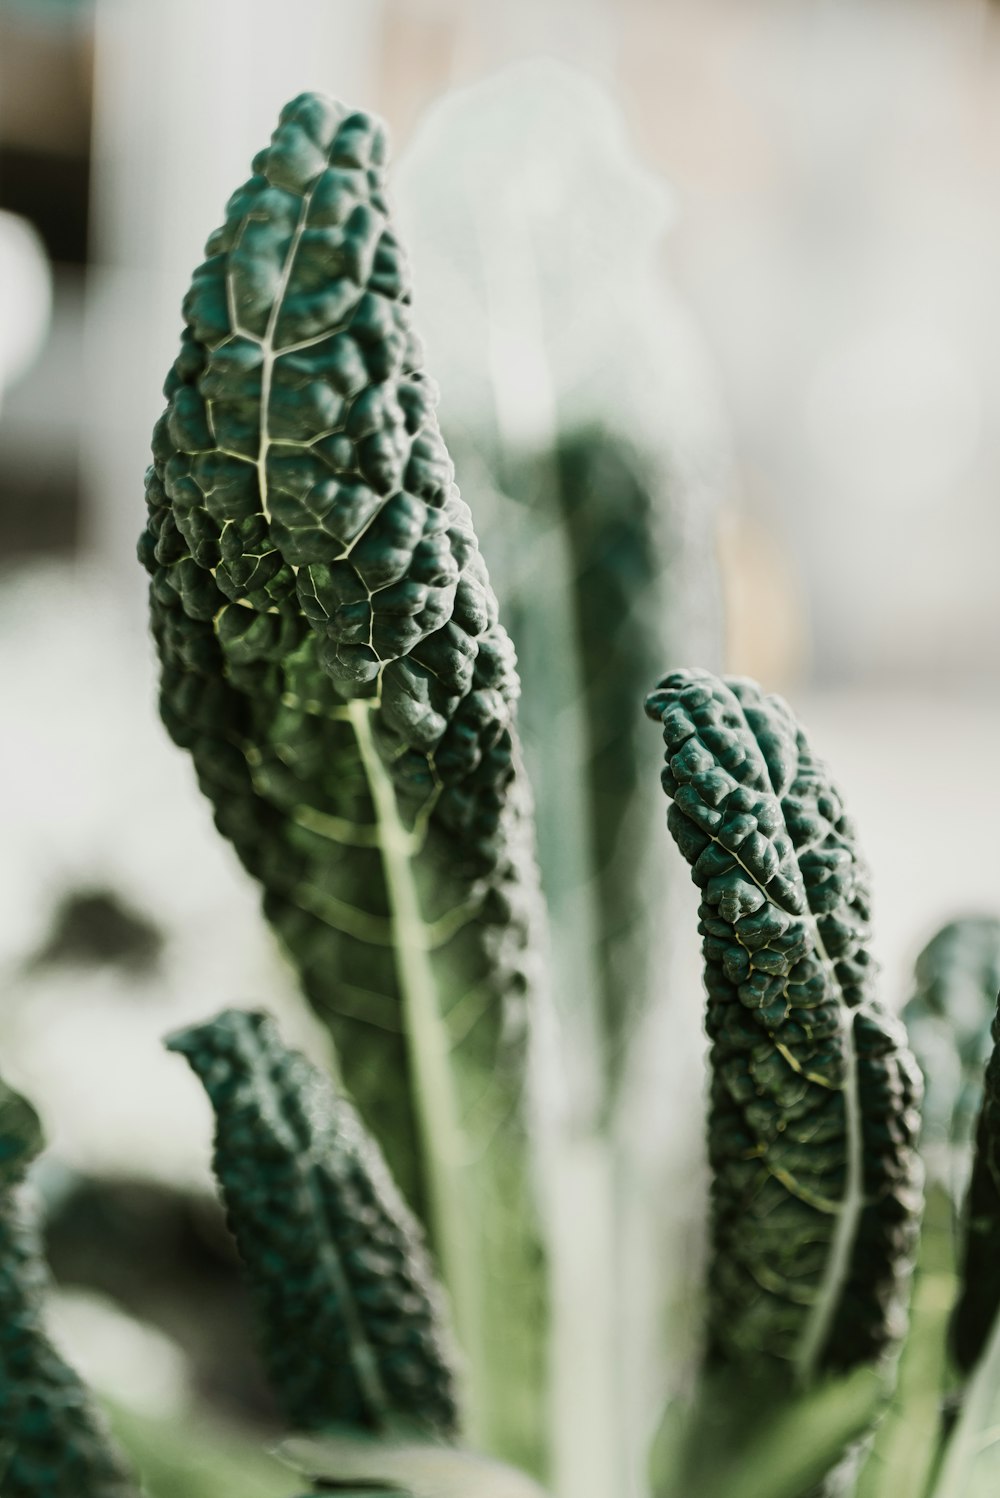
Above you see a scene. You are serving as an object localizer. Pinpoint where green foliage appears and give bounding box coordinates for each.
[855,1185,956,1498]
[949,992,1000,1376]
[903,917,1000,1197]
[925,1271,1000,1498]
[0,1076,138,1498]
[139,92,547,1472]
[279,1430,549,1498]
[104,1400,295,1498]
[653,1366,889,1498]
[87,75,1000,1498]
[395,62,723,1127]
[393,72,726,1491]
[501,432,685,1105]
[644,668,924,1382]
[167,1008,459,1440]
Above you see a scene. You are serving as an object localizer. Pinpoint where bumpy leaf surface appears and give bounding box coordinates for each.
[644,669,923,1380]
[0,1078,137,1498]
[139,94,546,1470]
[167,1008,458,1437]
[903,917,1000,1177]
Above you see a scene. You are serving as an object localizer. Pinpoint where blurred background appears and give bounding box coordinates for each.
[2,0,999,1492]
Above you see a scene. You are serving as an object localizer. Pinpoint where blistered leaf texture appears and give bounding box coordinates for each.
[139,95,546,1472]
[0,1077,137,1498]
[168,1009,459,1437]
[645,669,923,1380]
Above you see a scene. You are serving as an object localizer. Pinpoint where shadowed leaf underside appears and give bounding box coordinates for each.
[644,668,923,1381]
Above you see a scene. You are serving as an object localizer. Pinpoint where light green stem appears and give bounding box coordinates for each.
[346,699,484,1438]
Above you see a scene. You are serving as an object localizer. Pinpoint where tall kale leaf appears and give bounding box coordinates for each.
[139,94,547,1471]
[645,668,923,1380]
[167,1008,459,1438]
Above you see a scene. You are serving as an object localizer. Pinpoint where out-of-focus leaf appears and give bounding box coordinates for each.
[140,93,548,1472]
[645,669,924,1380]
[394,57,724,1119]
[393,65,726,1495]
[926,1251,1000,1498]
[949,992,1000,1375]
[0,1074,138,1498]
[855,1185,956,1498]
[0,1076,43,1181]
[654,1366,888,1498]
[167,1008,459,1439]
[903,917,1000,1202]
[105,1399,291,1498]
[279,1430,549,1498]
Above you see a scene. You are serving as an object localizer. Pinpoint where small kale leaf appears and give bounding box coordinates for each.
[167,1007,460,1439]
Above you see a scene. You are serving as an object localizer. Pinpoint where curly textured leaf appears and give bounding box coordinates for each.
[0,1076,138,1498]
[644,668,923,1381]
[139,94,546,1470]
[903,917,1000,1195]
[167,1008,458,1438]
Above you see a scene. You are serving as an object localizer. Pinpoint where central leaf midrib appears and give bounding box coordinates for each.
[346,698,482,1434]
[239,143,482,1428]
[712,764,864,1387]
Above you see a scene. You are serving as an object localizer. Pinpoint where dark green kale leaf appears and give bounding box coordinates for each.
[0,1076,138,1498]
[644,668,923,1382]
[140,94,546,1472]
[167,1008,458,1439]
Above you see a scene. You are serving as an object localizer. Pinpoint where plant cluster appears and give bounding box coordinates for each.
[4,91,1000,1498]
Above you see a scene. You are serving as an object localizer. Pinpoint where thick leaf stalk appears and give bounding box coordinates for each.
[167,1008,459,1438]
[139,94,547,1470]
[644,668,923,1380]
[0,1077,138,1498]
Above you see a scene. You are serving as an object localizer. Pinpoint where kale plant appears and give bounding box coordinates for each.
[138,92,545,1476]
[8,86,1000,1498]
